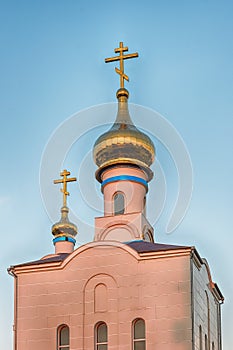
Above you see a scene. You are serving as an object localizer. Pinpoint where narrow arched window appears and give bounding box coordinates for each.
[212,342,215,350]
[205,334,208,350]
[199,325,203,350]
[143,196,146,215]
[95,322,108,350]
[133,318,146,350]
[113,192,125,215]
[57,325,69,350]
[205,291,210,350]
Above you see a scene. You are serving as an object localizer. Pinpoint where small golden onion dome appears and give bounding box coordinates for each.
[93,88,155,182]
[52,206,77,239]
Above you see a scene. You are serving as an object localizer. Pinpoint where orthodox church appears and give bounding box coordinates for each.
[8,43,224,350]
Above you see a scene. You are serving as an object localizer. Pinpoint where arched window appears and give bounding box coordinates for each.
[143,196,146,215]
[95,322,108,350]
[205,290,210,350]
[199,325,203,350]
[113,192,125,215]
[205,334,208,350]
[57,325,69,350]
[133,318,146,350]
[212,342,215,350]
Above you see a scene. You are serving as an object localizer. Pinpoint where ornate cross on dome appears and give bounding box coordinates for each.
[105,41,138,89]
[53,169,76,207]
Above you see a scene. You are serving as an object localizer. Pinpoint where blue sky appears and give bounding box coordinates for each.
[0,1,233,348]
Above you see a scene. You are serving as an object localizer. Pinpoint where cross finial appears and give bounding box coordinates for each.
[105,42,138,89]
[53,169,77,207]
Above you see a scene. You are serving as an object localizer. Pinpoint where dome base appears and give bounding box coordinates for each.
[95,161,154,183]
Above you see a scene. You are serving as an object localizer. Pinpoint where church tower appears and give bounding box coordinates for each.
[93,90,155,242]
[8,42,224,350]
[93,42,154,243]
[52,169,77,254]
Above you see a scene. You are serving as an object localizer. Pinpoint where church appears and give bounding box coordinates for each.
[8,42,224,350]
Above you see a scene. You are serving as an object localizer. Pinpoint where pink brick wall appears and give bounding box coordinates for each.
[15,242,192,350]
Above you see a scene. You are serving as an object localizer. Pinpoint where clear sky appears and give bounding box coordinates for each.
[0,0,233,349]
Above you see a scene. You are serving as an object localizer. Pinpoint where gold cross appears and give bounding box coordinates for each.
[53,169,77,207]
[105,42,138,89]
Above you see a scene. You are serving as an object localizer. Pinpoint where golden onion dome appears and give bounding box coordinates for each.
[93,88,155,182]
[52,206,77,240]
[52,169,78,245]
